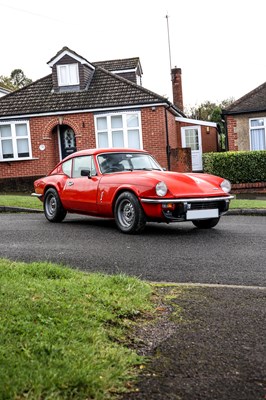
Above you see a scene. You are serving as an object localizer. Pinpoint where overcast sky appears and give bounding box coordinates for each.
[1,0,265,110]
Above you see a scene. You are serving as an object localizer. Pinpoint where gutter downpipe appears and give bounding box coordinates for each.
[221,111,229,151]
[164,105,171,171]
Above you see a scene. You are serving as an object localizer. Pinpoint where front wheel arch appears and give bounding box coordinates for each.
[114,191,146,234]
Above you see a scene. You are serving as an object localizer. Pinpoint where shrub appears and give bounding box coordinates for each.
[203,151,266,183]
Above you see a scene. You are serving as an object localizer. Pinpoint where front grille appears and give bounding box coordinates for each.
[189,201,227,212]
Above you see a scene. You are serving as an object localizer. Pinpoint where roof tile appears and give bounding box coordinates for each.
[0,65,183,117]
[223,82,266,115]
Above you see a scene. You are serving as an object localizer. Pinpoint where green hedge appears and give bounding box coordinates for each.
[203,151,266,184]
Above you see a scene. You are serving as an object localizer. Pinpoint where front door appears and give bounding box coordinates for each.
[59,125,76,159]
[181,126,202,171]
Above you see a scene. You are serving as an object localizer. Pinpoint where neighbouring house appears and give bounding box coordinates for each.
[0,47,218,191]
[222,81,266,151]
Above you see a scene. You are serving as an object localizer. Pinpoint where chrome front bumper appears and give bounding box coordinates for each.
[141,195,234,204]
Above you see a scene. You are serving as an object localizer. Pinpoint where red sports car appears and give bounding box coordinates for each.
[33,148,234,234]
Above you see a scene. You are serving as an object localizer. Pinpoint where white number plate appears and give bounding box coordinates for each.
[186,209,219,220]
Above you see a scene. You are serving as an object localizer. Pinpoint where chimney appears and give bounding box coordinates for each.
[171,67,184,112]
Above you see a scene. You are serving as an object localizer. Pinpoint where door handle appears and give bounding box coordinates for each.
[67,181,74,186]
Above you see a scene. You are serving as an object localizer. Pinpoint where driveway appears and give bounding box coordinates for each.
[0,213,265,286]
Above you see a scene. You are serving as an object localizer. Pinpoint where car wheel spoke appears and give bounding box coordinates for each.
[119,200,135,227]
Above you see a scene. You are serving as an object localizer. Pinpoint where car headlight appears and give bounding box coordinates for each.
[156,181,168,196]
[220,179,231,193]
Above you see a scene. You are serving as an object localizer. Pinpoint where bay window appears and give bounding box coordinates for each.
[0,121,32,161]
[95,112,142,149]
[250,118,266,150]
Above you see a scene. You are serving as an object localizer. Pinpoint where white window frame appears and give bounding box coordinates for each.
[249,117,266,150]
[0,120,32,162]
[57,63,79,86]
[94,111,143,149]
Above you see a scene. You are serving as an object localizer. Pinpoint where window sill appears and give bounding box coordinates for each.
[0,157,39,163]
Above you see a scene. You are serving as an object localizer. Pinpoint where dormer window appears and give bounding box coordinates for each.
[57,63,79,86]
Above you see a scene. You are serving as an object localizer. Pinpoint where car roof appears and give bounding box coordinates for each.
[63,148,148,161]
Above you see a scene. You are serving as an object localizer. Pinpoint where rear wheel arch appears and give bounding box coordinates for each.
[43,187,67,222]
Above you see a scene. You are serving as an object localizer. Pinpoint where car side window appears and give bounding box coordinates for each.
[72,155,96,178]
[62,159,72,177]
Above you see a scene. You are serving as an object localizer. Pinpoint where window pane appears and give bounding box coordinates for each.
[0,125,11,137]
[97,117,107,130]
[59,66,68,85]
[16,124,28,137]
[185,129,199,150]
[127,114,139,127]
[128,129,140,148]
[112,130,124,147]
[17,139,29,157]
[251,128,265,150]
[2,140,13,158]
[62,159,72,177]
[251,119,264,127]
[69,64,79,85]
[98,132,108,148]
[73,156,91,178]
[111,116,122,129]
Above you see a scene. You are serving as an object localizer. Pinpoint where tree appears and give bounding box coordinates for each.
[185,98,235,150]
[0,69,32,91]
[186,98,234,122]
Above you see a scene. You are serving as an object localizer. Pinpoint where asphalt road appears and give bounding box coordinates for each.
[0,213,265,286]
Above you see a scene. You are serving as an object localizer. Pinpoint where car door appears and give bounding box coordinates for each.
[61,155,99,213]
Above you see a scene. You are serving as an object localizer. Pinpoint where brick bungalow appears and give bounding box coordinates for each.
[223,81,266,151]
[0,47,218,191]
[222,81,266,195]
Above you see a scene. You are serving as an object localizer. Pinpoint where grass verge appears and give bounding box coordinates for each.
[0,259,153,400]
[0,194,43,210]
[229,198,266,209]
[1,195,266,211]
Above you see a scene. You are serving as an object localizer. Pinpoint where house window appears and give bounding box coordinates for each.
[0,121,31,161]
[95,112,142,149]
[57,64,79,86]
[183,128,199,150]
[250,118,266,150]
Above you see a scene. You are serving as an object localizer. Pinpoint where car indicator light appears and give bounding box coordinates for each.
[162,203,175,210]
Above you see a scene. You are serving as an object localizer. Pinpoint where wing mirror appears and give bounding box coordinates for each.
[80,169,91,178]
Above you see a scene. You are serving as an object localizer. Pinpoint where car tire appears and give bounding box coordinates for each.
[44,188,67,222]
[192,217,220,229]
[114,191,146,234]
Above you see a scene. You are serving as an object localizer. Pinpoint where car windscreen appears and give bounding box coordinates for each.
[97,152,162,174]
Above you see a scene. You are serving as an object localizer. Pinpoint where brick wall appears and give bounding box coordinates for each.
[226,115,238,151]
[176,120,218,152]
[141,106,168,167]
[141,106,186,172]
[0,112,96,181]
[0,107,192,190]
[231,181,266,194]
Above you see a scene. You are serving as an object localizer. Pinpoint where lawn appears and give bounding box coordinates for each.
[0,259,153,399]
[0,194,43,210]
[1,194,266,210]
[229,198,266,209]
